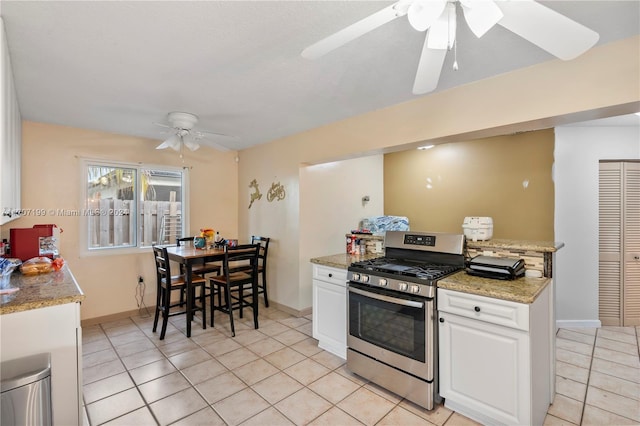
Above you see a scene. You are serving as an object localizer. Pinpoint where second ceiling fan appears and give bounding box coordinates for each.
[301,0,600,95]
[154,111,236,153]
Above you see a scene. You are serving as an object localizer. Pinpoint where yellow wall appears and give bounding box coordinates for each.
[1,121,239,320]
[384,130,555,240]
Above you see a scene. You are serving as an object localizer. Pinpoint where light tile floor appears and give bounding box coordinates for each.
[82,304,640,425]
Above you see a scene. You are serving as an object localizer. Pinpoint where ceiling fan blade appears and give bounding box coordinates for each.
[413,33,447,95]
[194,129,238,139]
[427,3,456,50]
[495,0,599,60]
[460,0,503,38]
[301,3,403,59]
[197,140,232,152]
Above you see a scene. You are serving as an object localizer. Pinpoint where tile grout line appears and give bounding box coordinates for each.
[577,328,597,426]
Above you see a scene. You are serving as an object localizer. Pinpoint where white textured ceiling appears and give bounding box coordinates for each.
[0,1,639,151]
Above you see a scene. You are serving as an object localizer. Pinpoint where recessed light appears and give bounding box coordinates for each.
[417,145,435,150]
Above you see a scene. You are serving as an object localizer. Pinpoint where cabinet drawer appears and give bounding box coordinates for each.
[313,265,347,287]
[438,289,529,331]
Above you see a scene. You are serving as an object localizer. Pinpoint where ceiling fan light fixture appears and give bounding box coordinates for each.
[156,134,181,151]
[408,0,447,32]
[461,0,504,38]
[182,135,200,151]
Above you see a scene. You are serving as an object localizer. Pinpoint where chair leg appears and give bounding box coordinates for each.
[159,289,169,340]
[238,284,244,319]
[225,285,235,337]
[261,271,269,307]
[198,285,206,330]
[252,283,259,330]
[209,285,215,328]
[152,285,161,332]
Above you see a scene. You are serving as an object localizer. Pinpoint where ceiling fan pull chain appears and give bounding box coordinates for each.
[453,39,459,71]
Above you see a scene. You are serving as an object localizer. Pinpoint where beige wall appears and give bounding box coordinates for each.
[1,121,239,320]
[384,130,555,240]
[239,36,639,312]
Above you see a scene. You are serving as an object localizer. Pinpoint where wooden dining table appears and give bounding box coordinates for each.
[164,245,227,337]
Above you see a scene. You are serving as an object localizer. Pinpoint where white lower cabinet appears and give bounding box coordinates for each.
[438,287,551,426]
[312,264,348,359]
[1,303,83,425]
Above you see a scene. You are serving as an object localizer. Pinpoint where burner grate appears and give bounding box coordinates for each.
[351,257,462,280]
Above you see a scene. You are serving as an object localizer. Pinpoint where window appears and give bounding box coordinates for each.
[83,161,187,251]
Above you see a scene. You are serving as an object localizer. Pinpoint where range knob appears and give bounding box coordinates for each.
[378,278,388,287]
[352,273,360,281]
[361,275,370,283]
[410,285,421,294]
[398,282,408,291]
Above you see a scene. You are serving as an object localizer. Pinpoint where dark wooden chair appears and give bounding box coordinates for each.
[228,236,270,307]
[208,243,261,337]
[152,245,207,340]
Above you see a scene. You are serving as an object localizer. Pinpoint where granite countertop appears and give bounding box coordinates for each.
[438,270,550,304]
[466,239,564,253]
[0,264,85,315]
[310,252,383,269]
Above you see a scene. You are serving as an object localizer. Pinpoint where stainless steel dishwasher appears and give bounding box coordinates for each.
[1,353,52,426]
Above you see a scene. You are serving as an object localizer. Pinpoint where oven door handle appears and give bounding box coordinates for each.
[348,286,424,309]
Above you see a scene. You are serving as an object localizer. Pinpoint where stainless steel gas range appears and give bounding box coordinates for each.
[346,230,465,410]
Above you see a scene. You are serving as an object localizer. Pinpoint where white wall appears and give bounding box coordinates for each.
[554,125,640,326]
[299,156,384,310]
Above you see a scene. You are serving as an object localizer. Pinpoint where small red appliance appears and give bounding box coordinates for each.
[9,224,61,261]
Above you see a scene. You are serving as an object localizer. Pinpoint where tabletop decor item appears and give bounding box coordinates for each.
[200,228,215,247]
[193,236,206,249]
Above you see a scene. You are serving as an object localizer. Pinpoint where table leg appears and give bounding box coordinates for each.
[186,262,193,338]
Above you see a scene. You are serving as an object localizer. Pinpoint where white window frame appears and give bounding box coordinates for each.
[79,159,189,257]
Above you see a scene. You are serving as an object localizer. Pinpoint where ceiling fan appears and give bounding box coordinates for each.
[154,111,235,153]
[301,0,600,95]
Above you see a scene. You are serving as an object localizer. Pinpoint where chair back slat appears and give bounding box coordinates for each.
[222,243,260,277]
[153,245,173,285]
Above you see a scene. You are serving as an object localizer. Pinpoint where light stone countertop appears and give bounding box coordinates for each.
[0,264,85,315]
[466,239,564,253]
[438,270,550,304]
[310,252,383,269]
[310,253,550,305]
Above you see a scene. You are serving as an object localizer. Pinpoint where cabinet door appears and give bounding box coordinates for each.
[0,18,21,225]
[439,311,529,425]
[312,279,347,359]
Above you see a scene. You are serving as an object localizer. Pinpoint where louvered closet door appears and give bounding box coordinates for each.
[623,162,640,326]
[599,162,623,326]
[599,161,640,326]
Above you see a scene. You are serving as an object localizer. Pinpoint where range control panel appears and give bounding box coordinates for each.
[404,234,436,247]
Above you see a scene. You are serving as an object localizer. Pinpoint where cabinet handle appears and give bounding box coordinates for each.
[328,273,333,278]
[439,317,444,323]
[634,255,640,261]
[474,306,481,312]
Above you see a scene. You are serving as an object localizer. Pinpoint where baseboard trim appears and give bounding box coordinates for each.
[269,301,312,317]
[556,319,602,329]
[81,303,311,327]
[81,308,153,327]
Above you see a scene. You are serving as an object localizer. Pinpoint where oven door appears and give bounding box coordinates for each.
[347,281,433,380]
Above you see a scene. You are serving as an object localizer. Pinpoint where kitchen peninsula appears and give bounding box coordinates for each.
[0,265,85,425]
